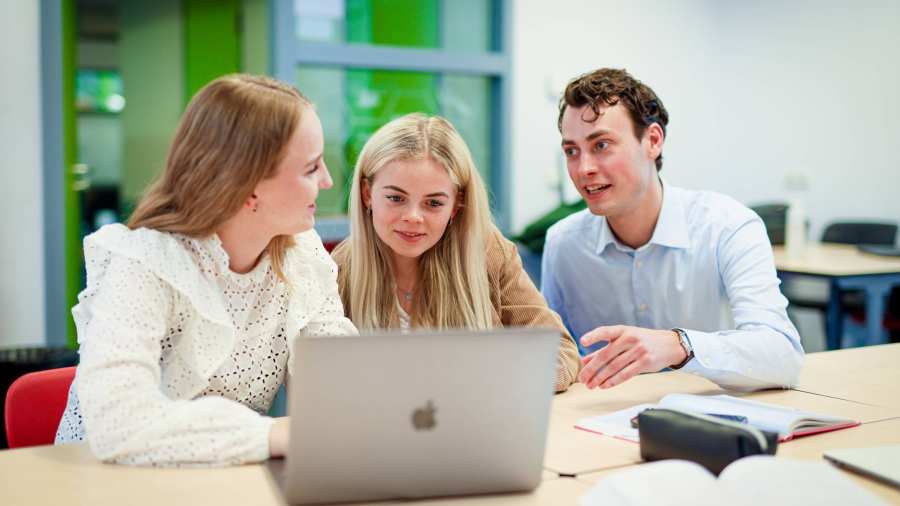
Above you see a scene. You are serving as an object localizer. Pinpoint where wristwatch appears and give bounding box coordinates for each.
[670,328,694,369]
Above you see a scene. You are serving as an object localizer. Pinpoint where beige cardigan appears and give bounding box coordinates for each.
[332,229,580,392]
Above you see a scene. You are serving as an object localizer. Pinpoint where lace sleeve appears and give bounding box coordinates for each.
[296,231,357,338]
[304,250,358,338]
[76,253,274,467]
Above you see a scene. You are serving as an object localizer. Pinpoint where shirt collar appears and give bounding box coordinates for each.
[649,180,691,249]
[594,216,618,255]
[192,233,272,288]
[592,178,691,254]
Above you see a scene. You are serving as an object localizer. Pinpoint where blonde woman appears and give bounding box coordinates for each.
[332,113,579,392]
[55,75,356,466]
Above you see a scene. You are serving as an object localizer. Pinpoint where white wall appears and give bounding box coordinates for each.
[511,0,900,240]
[0,0,46,346]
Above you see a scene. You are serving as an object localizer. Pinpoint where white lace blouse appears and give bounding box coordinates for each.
[54,224,357,467]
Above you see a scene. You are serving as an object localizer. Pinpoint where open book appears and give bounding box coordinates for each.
[575,393,860,442]
[580,457,886,506]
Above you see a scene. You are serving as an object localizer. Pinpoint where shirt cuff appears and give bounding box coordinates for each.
[678,328,727,375]
[675,328,799,391]
[252,416,277,463]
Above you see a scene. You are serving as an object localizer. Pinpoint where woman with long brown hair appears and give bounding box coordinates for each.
[55,74,356,466]
[332,113,579,392]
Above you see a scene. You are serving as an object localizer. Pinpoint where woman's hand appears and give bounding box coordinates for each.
[268,417,290,458]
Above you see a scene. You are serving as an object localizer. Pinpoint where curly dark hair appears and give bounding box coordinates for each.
[558,68,669,171]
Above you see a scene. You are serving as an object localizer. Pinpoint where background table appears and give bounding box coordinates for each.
[774,243,900,348]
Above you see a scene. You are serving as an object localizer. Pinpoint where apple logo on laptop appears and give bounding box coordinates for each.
[411,400,437,431]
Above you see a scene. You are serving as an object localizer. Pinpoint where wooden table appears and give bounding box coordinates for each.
[544,378,900,476]
[374,478,590,506]
[0,443,588,506]
[795,343,900,407]
[0,443,284,506]
[2,345,898,505]
[773,243,900,348]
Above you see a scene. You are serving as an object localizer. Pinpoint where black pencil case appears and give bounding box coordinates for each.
[637,408,779,475]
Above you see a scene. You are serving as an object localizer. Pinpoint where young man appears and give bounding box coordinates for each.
[541,68,803,392]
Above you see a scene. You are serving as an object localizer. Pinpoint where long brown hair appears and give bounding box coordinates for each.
[128,74,310,280]
[335,113,495,330]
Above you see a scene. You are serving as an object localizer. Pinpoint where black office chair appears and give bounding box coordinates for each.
[822,222,898,246]
[750,203,788,246]
[788,221,899,347]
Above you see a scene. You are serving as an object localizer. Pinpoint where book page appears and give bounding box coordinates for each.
[719,456,886,506]
[582,457,887,506]
[658,393,854,436]
[574,403,653,442]
[581,460,716,506]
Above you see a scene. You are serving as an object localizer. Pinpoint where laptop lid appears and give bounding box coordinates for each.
[824,445,900,489]
[281,327,561,504]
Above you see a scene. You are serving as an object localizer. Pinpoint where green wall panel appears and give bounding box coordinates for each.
[120,0,184,210]
[183,0,242,103]
[241,0,270,75]
[63,0,79,347]
[335,0,440,213]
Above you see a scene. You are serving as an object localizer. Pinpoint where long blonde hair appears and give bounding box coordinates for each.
[337,113,495,330]
[128,74,310,280]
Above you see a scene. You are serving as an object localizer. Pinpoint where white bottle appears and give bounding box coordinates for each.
[786,199,806,258]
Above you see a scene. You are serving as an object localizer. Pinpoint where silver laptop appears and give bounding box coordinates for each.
[273,327,561,505]
[824,445,900,489]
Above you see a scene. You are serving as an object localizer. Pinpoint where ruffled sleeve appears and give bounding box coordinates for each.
[73,225,274,467]
[283,230,358,376]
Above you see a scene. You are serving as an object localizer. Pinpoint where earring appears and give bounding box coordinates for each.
[367,207,372,216]
[449,216,454,226]
[252,203,258,213]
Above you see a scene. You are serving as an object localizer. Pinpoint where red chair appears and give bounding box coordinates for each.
[4,366,76,449]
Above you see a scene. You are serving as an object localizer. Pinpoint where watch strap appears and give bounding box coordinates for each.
[670,328,693,369]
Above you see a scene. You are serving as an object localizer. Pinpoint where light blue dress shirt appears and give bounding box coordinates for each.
[541,183,804,391]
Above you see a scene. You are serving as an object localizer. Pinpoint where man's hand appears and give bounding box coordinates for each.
[577,325,687,389]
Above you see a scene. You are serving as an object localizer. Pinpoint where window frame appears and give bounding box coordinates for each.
[271,0,513,231]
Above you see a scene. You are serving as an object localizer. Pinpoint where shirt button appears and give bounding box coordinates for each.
[635,260,642,268]
[639,304,647,311]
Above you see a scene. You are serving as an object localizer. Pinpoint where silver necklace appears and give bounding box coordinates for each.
[398,286,414,301]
